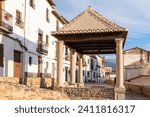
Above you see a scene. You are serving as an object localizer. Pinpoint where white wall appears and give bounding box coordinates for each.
[0,0,68,79]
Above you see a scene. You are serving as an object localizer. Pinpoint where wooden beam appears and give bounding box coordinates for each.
[77,49,116,54]
[71,44,116,47]
[76,46,115,50]
[80,51,116,54]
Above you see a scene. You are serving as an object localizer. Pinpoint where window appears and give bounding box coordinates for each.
[46,62,49,69]
[91,59,94,70]
[83,70,85,76]
[65,47,68,55]
[46,8,50,23]
[38,29,43,42]
[94,72,95,77]
[16,10,24,28]
[29,57,32,66]
[0,44,4,67]
[30,0,35,9]
[46,35,49,46]
[56,20,59,31]
[87,71,89,77]
[77,56,79,62]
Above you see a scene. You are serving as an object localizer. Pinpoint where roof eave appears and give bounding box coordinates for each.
[52,10,67,25]
[47,0,56,6]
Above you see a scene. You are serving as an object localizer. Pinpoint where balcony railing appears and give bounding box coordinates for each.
[37,41,48,55]
[0,8,13,33]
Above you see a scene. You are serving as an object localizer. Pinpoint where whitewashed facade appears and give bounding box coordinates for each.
[0,0,69,81]
[0,0,105,85]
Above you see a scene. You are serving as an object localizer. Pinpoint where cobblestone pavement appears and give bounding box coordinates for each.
[85,83,150,100]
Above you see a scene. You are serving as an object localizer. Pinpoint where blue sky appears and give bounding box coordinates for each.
[54,0,150,59]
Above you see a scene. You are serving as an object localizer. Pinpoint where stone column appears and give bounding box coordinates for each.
[56,41,64,87]
[78,54,84,87]
[70,49,76,85]
[115,38,126,100]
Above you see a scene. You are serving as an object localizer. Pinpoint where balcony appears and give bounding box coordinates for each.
[37,41,48,55]
[0,9,13,33]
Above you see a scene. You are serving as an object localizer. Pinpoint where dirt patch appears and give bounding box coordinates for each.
[0,81,69,100]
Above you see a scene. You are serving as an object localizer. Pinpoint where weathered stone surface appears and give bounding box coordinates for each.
[62,87,114,100]
[0,77,19,83]
[0,80,69,100]
[124,82,130,91]
[124,82,142,94]
[142,86,150,97]
[26,78,41,88]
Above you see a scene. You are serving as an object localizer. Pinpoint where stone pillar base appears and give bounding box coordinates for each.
[77,83,84,88]
[114,87,126,100]
[56,84,64,88]
[68,83,77,87]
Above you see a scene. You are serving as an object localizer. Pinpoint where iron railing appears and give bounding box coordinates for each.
[0,8,13,32]
[38,41,48,54]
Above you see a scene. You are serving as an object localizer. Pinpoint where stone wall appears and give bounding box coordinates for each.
[0,81,69,100]
[0,77,55,89]
[124,64,150,81]
[124,82,150,97]
[142,86,150,97]
[0,77,19,83]
[25,77,55,89]
[62,87,114,100]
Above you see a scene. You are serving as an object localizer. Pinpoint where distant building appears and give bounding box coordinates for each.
[104,67,112,76]
[124,47,150,66]
[75,55,105,83]
[124,47,150,81]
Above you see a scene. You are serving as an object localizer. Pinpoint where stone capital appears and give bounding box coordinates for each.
[78,53,83,58]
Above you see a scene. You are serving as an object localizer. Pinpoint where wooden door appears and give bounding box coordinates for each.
[38,56,42,77]
[52,63,55,78]
[14,51,21,78]
[65,67,68,82]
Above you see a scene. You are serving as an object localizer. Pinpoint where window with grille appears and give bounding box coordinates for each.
[16,10,24,28]
[46,35,49,46]
[29,57,32,66]
[65,47,68,55]
[46,62,49,69]
[46,8,50,23]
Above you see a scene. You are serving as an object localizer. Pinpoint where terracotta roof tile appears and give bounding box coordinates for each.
[52,6,127,35]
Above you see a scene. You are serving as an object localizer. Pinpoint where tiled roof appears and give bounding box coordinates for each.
[52,6,127,35]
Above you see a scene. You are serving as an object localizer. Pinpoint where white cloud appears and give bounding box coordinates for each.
[55,0,150,34]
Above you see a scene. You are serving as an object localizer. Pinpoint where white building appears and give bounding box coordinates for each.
[0,0,105,86]
[124,47,150,81]
[82,55,105,83]
[0,0,69,80]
